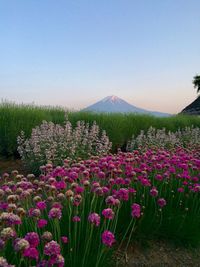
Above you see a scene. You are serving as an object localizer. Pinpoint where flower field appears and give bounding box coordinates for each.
[0,146,200,266]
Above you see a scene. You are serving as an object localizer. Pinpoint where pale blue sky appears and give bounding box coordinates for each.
[0,0,200,113]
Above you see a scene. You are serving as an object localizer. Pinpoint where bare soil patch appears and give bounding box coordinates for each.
[117,241,200,267]
[0,158,26,175]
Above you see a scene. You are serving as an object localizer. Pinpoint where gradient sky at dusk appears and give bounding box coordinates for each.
[0,0,200,113]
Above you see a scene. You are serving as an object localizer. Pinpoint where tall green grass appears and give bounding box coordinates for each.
[0,102,65,157]
[0,102,200,157]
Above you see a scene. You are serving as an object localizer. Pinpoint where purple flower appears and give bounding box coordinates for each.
[98,171,105,179]
[72,195,82,206]
[14,238,30,252]
[155,174,163,181]
[102,208,114,220]
[128,187,136,194]
[0,203,8,211]
[44,240,61,256]
[36,201,46,210]
[23,247,39,260]
[61,236,68,244]
[25,232,39,247]
[28,208,41,218]
[72,216,81,222]
[75,186,84,194]
[102,186,109,194]
[52,202,63,210]
[0,212,21,226]
[116,188,129,201]
[48,208,62,220]
[105,196,120,206]
[88,213,100,226]
[53,181,66,190]
[102,230,115,247]
[178,187,184,193]
[150,187,158,197]
[37,219,48,228]
[131,203,141,218]
[157,198,167,208]
[49,254,65,267]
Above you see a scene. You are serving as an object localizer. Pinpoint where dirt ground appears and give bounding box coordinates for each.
[117,240,200,267]
[0,158,26,175]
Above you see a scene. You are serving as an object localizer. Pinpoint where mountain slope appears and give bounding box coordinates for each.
[181,96,200,115]
[83,95,171,117]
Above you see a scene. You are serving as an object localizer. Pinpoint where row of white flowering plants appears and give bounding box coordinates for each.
[0,123,200,266]
[17,119,112,174]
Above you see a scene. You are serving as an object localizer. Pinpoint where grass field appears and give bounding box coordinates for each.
[0,102,200,157]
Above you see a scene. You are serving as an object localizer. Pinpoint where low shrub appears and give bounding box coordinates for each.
[127,126,200,151]
[17,119,111,173]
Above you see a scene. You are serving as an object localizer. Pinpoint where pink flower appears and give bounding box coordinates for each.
[178,187,184,193]
[72,216,81,222]
[98,171,105,179]
[49,254,65,267]
[28,208,41,218]
[75,186,84,194]
[102,208,114,220]
[140,178,151,187]
[157,198,167,208]
[36,201,46,210]
[105,196,120,206]
[53,181,66,190]
[116,188,129,201]
[25,232,39,247]
[0,213,21,226]
[0,202,8,211]
[88,213,100,226]
[102,230,115,247]
[131,203,141,218]
[48,208,62,219]
[14,238,30,252]
[115,177,124,185]
[52,202,63,210]
[44,240,61,256]
[72,195,82,206]
[128,188,136,194]
[61,236,68,244]
[23,247,39,260]
[37,219,47,228]
[155,174,163,181]
[150,187,158,197]
[102,186,109,194]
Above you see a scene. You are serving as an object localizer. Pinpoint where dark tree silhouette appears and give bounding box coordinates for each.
[193,74,200,94]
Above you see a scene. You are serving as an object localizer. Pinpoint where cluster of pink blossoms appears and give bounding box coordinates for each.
[0,146,199,266]
[102,230,115,247]
[131,203,141,218]
[88,213,101,226]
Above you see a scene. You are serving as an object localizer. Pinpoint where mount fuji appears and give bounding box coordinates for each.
[83,96,171,117]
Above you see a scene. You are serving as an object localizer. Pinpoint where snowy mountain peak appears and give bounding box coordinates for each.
[83,96,171,117]
[102,95,121,103]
